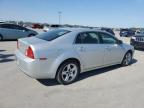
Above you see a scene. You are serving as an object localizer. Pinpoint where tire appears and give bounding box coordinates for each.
[121,51,132,66]
[56,61,80,85]
[28,34,35,37]
[120,33,122,37]
[0,35,3,41]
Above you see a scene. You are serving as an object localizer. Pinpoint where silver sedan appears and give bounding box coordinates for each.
[0,23,38,40]
[15,28,134,85]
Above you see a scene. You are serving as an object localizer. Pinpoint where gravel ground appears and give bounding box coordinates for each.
[0,30,144,108]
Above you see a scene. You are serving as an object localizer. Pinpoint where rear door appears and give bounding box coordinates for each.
[0,24,16,39]
[0,24,28,39]
[98,32,124,65]
[74,32,104,70]
[10,25,28,39]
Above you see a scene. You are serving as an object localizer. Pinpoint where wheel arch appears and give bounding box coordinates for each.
[127,50,133,56]
[58,58,81,69]
[123,49,133,58]
[28,33,36,37]
[126,50,133,55]
[121,49,133,64]
[55,57,81,78]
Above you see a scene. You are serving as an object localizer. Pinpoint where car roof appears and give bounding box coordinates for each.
[121,29,135,31]
[101,28,112,30]
[0,23,27,28]
[0,23,17,25]
[60,27,108,33]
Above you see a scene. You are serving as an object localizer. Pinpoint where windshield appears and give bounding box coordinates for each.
[36,29,71,41]
[135,35,144,37]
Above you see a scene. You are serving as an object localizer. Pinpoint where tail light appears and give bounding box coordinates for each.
[25,46,35,59]
[17,41,19,49]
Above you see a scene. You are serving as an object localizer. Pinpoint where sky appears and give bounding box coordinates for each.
[0,0,144,27]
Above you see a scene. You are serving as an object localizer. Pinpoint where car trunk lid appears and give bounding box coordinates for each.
[17,37,48,56]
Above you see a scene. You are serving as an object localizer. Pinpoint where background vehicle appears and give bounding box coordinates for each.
[130,34,144,49]
[0,23,38,40]
[135,29,144,35]
[101,28,115,35]
[43,25,50,32]
[32,24,43,29]
[43,24,61,32]
[15,28,134,85]
[120,29,135,37]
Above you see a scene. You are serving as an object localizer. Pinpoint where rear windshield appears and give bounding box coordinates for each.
[36,29,71,41]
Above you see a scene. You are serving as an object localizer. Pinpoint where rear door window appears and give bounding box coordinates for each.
[75,32,100,44]
[11,25,26,30]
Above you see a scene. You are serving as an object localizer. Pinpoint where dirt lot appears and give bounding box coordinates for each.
[0,31,144,108]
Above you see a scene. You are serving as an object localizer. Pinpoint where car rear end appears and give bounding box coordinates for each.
[15,29,72,79]
[15,37,56,79]
[130,35,144,49]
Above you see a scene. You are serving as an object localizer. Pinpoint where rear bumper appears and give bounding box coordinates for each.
[130,39,144,49]
[15,50,56,79]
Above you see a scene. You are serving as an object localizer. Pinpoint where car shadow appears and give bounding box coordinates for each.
[130,59,137,65]
[37,79,59,86]
[0,52,15,63]
[78,59,137,82]
[37,59,137,86]
[0,50,6,52]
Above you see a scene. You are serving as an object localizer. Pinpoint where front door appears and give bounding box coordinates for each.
[98,32,124,65]
[74,32,104,70]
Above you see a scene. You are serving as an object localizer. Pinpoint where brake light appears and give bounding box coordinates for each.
[25,46,35,59]
[17,41,19,49]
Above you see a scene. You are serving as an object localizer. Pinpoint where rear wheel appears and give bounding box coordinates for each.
[0,35,3,41]
[121,52,132,66]
[56,61,80,85]
[28,34,35,37]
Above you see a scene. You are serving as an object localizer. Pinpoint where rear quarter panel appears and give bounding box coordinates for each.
[33,43,83,78]
[0,28,11,39]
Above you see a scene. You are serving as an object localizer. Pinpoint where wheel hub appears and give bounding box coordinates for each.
[62,63,78,82]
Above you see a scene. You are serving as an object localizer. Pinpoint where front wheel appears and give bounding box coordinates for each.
[56,61,80,85]
[121,52,132,66]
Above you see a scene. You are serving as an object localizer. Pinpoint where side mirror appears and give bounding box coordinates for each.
[117,40,123,44]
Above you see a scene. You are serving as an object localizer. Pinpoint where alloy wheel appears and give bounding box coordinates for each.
[123,53,132,65]
[61,63,78,83]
